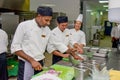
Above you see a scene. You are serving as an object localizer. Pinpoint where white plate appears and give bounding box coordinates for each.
[31,73,62,80]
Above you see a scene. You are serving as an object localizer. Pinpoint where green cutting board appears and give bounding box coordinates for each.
[32,64,74,80]
[51,64,74,80]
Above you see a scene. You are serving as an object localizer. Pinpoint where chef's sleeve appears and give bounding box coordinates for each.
[48,33,68,53]
[11,23,24,53]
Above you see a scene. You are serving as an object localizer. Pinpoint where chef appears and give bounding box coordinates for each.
[0,24,8,80]
[11,6,53,80]
[47,16,82,64]
[70,14,86,50]
[111,23,120,48]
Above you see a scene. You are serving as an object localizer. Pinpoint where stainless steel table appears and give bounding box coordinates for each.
[57,48,120,80]
[106,48,120,70]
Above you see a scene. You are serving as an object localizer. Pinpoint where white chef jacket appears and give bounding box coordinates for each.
[69,29,86,46]
[0,29,8,54]
[111,26,120,38]
[47,27,70,53]
[11,19,51,61]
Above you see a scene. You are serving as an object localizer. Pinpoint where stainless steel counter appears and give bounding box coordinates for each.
[106,48,120,70]
[58,48,120,68]
[57,48,120,80]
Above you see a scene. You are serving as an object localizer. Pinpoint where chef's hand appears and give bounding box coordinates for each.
[74,43,84,54]
[61,53,70,58]
[73,54,83,60]
[66,48,72,54]
[30,59,42,71]
[66,47,77,54]
[77,47,84,54]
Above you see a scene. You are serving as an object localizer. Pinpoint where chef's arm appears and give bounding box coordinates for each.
[67,47,83,60]
[67,45,77,57]
[79,44,85,49]
[49,33,69,53]
[52,50,70,58]
[15,50,34,62]
[67,45,83,60]
[74,43,80,48]
[51,45,75,58]
[15,50,42,70]
[74,43,83,54]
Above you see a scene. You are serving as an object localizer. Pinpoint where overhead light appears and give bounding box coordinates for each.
[41,3,56,7]
[90,12,94,15]
[106,9,108,11]
[100,11,103,15]
[86,9,92,12]
[103,5,108,7]
[99,0,108,3]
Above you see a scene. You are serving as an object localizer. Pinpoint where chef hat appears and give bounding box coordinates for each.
[57,16,68,24]
[76,14,83,22]
[37,6,53,16]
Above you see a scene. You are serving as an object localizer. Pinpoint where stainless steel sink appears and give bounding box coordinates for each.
[74,66,90,80]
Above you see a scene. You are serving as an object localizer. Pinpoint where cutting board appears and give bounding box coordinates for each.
[32,64,74,80]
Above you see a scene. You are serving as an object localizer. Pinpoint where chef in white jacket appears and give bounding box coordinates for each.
[47,16,82,64]
[111,23,120,48]
[70,14,86,50]
[0,24,8,80]
[11,6,53,80]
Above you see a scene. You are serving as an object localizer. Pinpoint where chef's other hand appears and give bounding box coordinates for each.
[73,54,83,60]
[62,53,70,58]
[30,59,42,71]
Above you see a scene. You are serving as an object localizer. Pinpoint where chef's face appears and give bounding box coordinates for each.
[74,21,82,30]
[58,22,68,32]
[36,14,52,27]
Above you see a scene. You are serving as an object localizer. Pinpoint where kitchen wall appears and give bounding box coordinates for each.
[0,0,29,11]
[30,0,80,21]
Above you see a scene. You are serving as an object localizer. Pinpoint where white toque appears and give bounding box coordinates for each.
[76,14,83,22]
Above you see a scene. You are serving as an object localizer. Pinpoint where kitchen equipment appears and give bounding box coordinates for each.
[91,67,109,80]
[74,62,90,80]
[74,60,102,80]
[93,48,108,58]
[117,42,120,51]
[31,64,74,80]
[69,52,87,66]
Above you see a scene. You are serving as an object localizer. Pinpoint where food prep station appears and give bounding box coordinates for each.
[31,47,120,80]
